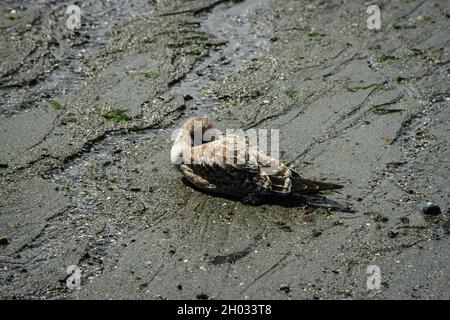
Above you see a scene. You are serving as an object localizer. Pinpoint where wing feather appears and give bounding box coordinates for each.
[185,135,274,196]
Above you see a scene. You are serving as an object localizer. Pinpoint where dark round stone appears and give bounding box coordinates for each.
[0,236,9,245]
[422,202,441,215]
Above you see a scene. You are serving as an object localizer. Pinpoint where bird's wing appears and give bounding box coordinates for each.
[185,135,274,195]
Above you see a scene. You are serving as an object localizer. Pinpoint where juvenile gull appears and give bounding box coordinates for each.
[171,116,342,204]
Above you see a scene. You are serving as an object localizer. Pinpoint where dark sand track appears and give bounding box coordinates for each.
[1,0,449,299]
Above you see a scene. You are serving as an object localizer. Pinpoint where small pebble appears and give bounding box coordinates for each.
[196,293,209,300]
[422,202,441,215]
[279,285,290,294]
[388,231,399,238]
[0,235,9,245]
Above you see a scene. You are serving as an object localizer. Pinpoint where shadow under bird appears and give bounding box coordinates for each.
[171,116,343,204]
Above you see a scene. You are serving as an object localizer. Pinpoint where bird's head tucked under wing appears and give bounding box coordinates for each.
[171,116,218,165]
[180,116,214,146]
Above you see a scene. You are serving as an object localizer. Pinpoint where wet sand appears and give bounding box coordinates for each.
[1,0,450,299]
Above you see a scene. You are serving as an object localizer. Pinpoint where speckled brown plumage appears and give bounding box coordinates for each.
[171,116,342,199]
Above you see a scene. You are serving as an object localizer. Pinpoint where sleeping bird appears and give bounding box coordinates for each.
[171,116,342,204]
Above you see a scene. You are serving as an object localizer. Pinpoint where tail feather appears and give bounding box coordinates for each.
[291,176,343,193]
